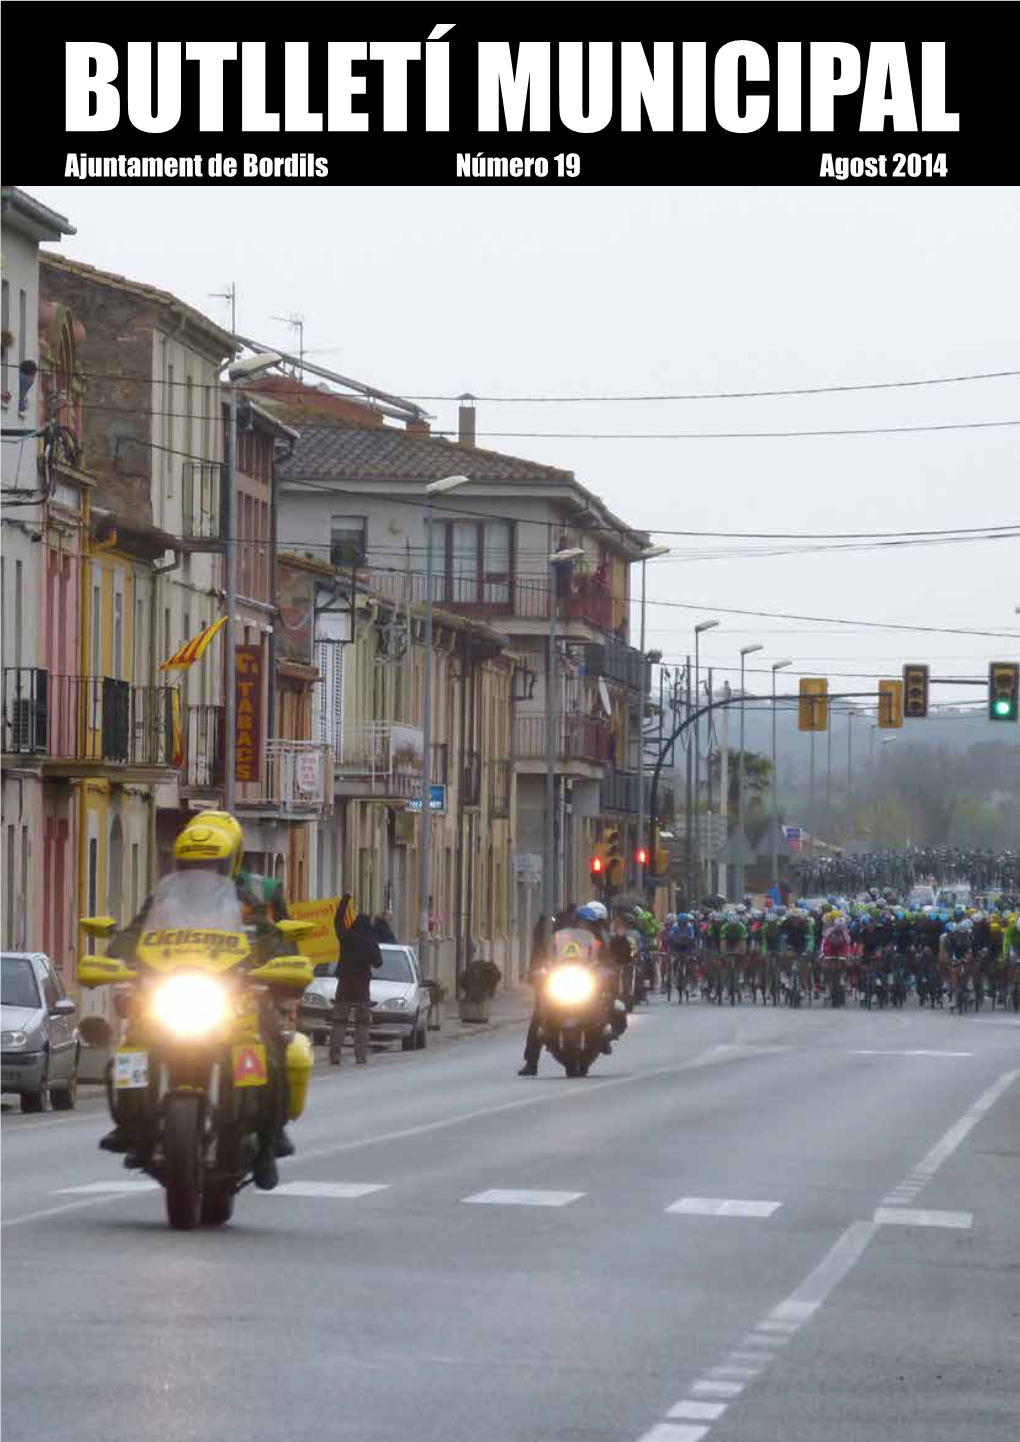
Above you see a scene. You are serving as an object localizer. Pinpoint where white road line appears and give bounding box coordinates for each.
[635,1425,710,1442]
[666,1197,781,1218]
[463,1188,583,1207]
[874,1207,972,1229]
[849,1049,972,1057]
[740,1332,788,1348]
[54,1181,160,1194]
[909,1068,1019,1182]
[709,1365,761,1380]
[691,1379,744,1398]
[260,1181,389,1199]
[666,1401,728,1421]
[764,1219,877,1328]
[1,1193,137,1229]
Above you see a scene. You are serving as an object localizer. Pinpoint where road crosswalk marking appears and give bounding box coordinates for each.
[873,1206,972,1229]
[666,1197,781,1218]
[55,1181,159,1194]
[463,1188,584,1207]
[260,1181,389,1199]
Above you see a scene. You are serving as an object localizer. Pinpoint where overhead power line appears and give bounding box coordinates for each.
[404,368,1020,403]
[431,419,1020,441]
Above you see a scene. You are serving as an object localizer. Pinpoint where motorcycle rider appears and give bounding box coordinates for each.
[98,812,292,1189]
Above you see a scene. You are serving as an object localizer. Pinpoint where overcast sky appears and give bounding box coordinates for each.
[28,183,1020,713]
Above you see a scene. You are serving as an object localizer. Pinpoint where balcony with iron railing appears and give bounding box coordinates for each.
[333,721,424,800]
[489,758,512,819]
[264,740,333,816]
[584,639,649,693]
[512,713,611,766]
[181,704,225,792]
[2,667,178,777]
[367,568,626,639]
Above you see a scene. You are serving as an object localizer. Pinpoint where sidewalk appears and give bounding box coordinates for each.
[12,985,538,1106]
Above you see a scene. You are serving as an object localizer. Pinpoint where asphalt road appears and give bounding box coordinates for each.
[2,999,1018,1442]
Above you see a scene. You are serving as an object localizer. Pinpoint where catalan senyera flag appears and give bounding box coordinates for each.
[160,615,228,671]
[170,689,185,769]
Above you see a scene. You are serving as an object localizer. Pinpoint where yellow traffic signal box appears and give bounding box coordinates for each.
[878,679,904,728]
[798,678,828,732]
[988,662,1019,722]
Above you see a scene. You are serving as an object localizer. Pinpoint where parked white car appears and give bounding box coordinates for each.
[298,944,430,1051]
[1,952,79,1111]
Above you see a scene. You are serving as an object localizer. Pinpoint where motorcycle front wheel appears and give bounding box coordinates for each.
[164,1094,205,1231]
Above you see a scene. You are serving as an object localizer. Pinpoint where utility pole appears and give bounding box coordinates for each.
[684,658,693,906]
[718,680,730,901]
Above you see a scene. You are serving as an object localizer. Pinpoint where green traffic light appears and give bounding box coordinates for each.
[993,697,1013,717]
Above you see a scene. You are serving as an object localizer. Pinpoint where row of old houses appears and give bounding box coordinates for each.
[1,187,672,1012]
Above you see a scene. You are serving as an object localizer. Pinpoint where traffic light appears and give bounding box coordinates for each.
[877,679,904,729]
[903,664,929,718]
[798,678,828,732]
[988,662,1019,722]
[590,852,605,887]
[604,827,624,886]
[635,847,649,867]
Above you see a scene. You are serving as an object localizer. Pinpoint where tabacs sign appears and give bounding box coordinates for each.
[235,645,263,785]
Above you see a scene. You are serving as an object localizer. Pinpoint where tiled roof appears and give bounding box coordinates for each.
[40,254,235,352]
[277,422,575,487]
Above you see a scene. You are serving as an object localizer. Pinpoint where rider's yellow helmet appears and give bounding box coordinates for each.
[175,812,244,879]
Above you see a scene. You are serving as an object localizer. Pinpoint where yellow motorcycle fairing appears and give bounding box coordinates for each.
[286,1032,313,1119]
[79,957,137,989]
[248,955,315,992]
[135,926,251,974]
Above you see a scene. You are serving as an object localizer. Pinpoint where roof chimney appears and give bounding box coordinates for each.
[458,393,476,448]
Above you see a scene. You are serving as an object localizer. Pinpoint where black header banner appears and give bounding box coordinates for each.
[6,3,1014,186]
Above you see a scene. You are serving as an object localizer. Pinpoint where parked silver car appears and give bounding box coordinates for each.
[1,952,79,1111]
[299,944,430,1051]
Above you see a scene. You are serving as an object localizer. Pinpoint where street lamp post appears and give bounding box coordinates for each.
[635,545,669,893]
[693,620,719,898]
[419,474,470,979]
[736,643,763,900]
[770,660,791,891]
[543,544,585,927]
[222,351,282,810]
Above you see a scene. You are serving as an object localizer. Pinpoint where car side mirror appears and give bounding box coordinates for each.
[51,998,76,1017]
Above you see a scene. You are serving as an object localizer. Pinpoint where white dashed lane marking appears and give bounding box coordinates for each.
[463,1188,584,1207]
[873,1207,973,1229]
[630,1068,1019,1442]
[665,1197,781,1218]
[667,1401,728,1422]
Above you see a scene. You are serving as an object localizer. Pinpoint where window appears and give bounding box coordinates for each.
[330,516,366,568]
[86,837,98,954]
[165,363,175,496]
[20,827,28,951]
[41,964,59,1013]
[5,824,14,948]
[131,842,140,916]
[18,290,27,412]
[14,559,23,669]
[135,597,146,687]
[164,608,172,664]
[92,582,102,677]
[113,589,124,680]
[1,956,40,1009]
[433,520,513,607]
[183,612,191,702]
[1,279,9,401]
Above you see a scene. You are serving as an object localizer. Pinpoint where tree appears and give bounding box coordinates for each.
[708,750,773,822]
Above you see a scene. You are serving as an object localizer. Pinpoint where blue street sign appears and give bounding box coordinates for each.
[407,785,446,813]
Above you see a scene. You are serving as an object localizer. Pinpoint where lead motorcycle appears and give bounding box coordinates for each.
[536,957,623,1078]
[79,871,314,1230]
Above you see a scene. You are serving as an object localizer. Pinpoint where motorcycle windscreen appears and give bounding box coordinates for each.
[137,872,250,972]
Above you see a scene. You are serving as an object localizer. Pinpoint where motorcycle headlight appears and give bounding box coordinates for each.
[1,1030,29,1049]
[547,966,597,1006]
[151,974,230,1038]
